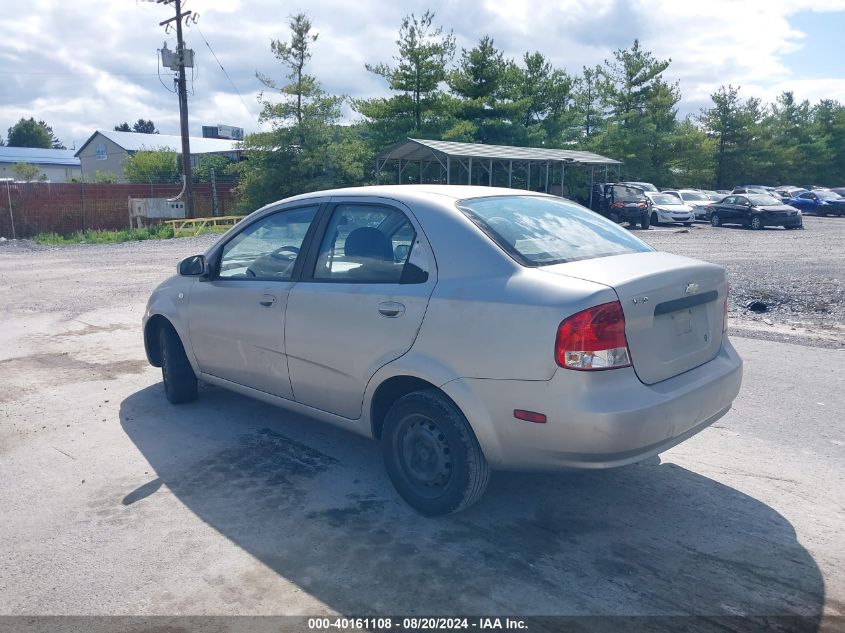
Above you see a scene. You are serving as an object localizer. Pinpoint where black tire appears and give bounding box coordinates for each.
[381,389,490,516]
[609,211,621,224]
[160,326,198,404]
[710,213,721,227]
[750,215,764,230]
[650,212,660,227]
[639,213,651,229]
[683,222,692,227]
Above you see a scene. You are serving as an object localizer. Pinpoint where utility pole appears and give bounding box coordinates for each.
[155,0,196,218]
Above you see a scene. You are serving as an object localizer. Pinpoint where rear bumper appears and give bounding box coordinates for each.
[442,339,743,471]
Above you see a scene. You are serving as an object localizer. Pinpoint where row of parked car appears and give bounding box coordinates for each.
[588,182,845,230]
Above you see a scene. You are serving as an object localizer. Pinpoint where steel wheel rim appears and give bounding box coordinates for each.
[397,414,452,497]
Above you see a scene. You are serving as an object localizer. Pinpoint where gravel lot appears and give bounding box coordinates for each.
[0,212,844,628]
[641,215,845,347]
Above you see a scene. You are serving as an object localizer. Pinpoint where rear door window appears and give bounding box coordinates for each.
[312,204,417,283]
[457,195,653,266]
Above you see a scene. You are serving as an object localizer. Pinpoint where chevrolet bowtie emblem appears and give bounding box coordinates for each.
[685,282,699,295]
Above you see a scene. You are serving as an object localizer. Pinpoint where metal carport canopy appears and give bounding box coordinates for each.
[376,138,621,166]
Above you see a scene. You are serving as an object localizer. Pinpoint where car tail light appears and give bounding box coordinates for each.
[723,284,730,332]
[555,301,632,371]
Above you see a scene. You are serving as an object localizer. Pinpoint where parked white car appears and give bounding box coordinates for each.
[662,189,713,220]
[645,192,696,225]
[143,186,743,515]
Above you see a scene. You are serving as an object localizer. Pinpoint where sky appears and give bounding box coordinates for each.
[2,0,845,150]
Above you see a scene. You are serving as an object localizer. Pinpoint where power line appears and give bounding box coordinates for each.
[195,25,253,117]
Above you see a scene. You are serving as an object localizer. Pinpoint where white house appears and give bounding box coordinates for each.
[0,146,82,183]
[75,129,241,181]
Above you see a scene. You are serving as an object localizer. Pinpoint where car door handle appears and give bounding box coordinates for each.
[259,294,276,307]
[378,301,405,318]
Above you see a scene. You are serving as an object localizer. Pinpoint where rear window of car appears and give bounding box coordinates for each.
[457,195,653,266]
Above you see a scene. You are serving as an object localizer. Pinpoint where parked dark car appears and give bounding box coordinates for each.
[706,194,803,229]
[731,186,770,195]
[787,190,845,216]
[618,181,658,192]
[732,185,789,202]
[700,190,724,201]
[590,183,651,228]
[775,186,808,199]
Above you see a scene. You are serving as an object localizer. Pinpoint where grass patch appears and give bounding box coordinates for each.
[32,223,229,245]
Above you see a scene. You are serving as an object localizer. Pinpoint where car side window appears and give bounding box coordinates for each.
[313,204,417,283]
[217,206,318,280]
[723,196,735,205]
[737,197,749,206]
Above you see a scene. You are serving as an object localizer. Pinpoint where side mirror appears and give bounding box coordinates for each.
[178,254,208,277]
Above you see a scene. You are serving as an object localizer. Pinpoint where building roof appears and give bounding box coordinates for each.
[75,129,241,157]
[0,146,81,166]
[377,138,621,166]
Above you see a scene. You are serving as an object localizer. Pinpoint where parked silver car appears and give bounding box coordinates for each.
[143,186,743,515]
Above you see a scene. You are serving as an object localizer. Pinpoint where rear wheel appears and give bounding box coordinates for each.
[160,326,198,404]
[710,213,721,227]
[650,212,660,227]
[381,389,490,516]
[639,213,651,229]
[750,215,764,230]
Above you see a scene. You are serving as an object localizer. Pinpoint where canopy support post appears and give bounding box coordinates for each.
[561,163,565,197]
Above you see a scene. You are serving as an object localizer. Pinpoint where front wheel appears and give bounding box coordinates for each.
[382,390,490,516]
[710,213,721,227]
[160,326,198,404]
[650,212,660,227]
[750,215,764,230]
[639,213,651,229]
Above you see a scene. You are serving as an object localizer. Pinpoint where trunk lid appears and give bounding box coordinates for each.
[542,252,726,385]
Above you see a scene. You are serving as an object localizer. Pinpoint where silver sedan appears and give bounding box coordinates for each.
[143,186,743,515]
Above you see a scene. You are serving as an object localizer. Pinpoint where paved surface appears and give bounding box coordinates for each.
[0,228,843,625]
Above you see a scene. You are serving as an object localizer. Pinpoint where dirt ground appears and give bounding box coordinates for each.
[0,219,843,629]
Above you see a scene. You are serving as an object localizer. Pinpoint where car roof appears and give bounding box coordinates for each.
[276,184,551,206]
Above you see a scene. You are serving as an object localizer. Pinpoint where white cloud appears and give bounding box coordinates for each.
[1,0,844,148]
